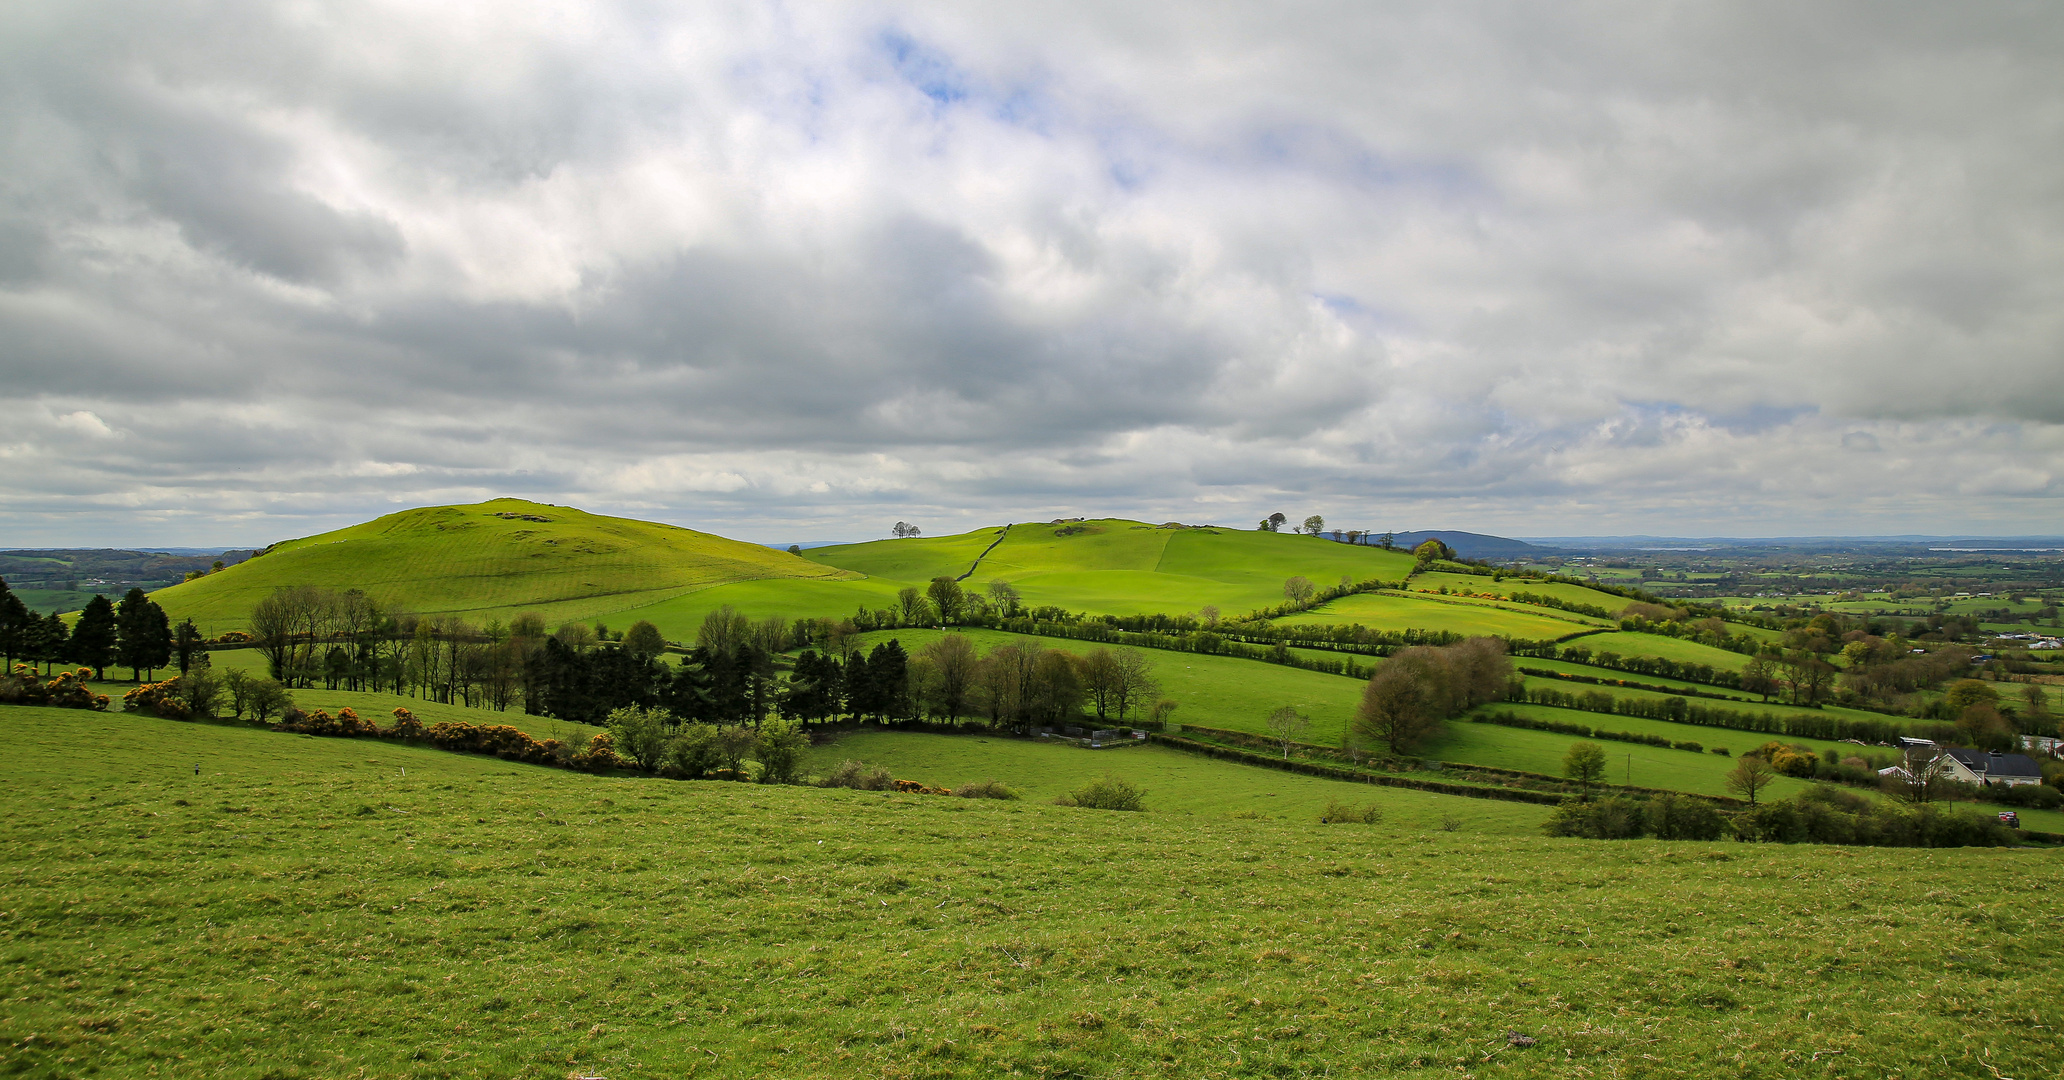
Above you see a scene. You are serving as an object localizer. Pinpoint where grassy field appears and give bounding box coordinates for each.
[5,704,2063,1078]
[1404,571,1633,614]
[808,521,1420,619]
[1276,592,1593,640]
[1567,631,1754,672]
[151,499,857,636]
[800,730,1551,833]
[849,628,1369,743]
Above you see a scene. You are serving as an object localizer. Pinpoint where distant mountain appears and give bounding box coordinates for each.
[1383,531,1540,559]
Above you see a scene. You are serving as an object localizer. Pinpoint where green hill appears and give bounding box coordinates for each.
[151,498,856,634]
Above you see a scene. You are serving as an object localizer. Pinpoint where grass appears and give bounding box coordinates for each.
[1405,571,1634,614]
[1568,631,1754,672]
[850,628,1368,743]
[1276,592,1591,640]
[799,730,1550,832]
[808,521,1421,619]
[150,499,856,637]
[5,704,2064,1078]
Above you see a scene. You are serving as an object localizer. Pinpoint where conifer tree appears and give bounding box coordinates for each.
[70,595,118,679]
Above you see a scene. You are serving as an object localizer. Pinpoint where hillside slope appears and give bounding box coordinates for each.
[151,498,855,633]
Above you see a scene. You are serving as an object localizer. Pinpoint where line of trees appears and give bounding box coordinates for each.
[0,578,187,682]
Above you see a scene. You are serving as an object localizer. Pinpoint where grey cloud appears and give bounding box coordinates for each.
[1,0,2061,545]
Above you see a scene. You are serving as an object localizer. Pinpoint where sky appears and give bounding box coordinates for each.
[2,1,2061,548]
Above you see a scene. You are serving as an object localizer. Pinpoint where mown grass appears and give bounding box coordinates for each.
[4,705,2063,1079]
[1276,592,1591,640]
[799,730,1550,832]
[152,499,855,636]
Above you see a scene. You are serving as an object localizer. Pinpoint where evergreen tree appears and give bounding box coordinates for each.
[114,588,154,680]
[70,595,118,679]
[140,600,174,680]
[867,639,911,720]
[36,612,68,674]
[0,578,29,666]
[174,618,206,674]
[844,649,875,718]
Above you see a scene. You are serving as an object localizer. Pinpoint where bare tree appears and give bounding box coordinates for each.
[1110,648,1159,722]
[1283,576,1316,605]
[1889,743,1951,803]
[987,579,1022,618]
[1353,663,1432,753]
[1078,647,1121,720]
[1265,705,1311,759]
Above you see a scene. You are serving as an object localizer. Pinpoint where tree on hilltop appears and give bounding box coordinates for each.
[892,521,922,539]
[1303,515,1325,536]
[1257,512,1288,533]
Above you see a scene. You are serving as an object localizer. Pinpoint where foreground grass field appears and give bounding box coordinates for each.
[4,705,2063,1079]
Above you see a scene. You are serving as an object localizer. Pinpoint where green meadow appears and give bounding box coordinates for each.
[847,628,1368,743]
[799,730,1550,832]
[1404,571,1632,613]
[5,705,2063,1079]
[1568,631,1754,672]
[1275,592,1592,640]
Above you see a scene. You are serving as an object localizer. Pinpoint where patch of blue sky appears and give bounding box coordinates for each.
[879,28,970,105]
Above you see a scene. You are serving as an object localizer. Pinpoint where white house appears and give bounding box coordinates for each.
[1937,749,2044,788]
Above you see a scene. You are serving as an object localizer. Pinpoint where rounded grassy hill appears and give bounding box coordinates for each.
[151,498,857,634]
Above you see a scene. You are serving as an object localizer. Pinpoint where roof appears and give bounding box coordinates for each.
[1942,748,2043,779]
[1986,753,2044,779]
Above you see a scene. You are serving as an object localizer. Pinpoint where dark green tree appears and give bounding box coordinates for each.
[141,600,173,680]
[0,578,30,666]
[174,618,206,675]
[35,612,68,674]
[115,588,154,680]
[70,594,118,679]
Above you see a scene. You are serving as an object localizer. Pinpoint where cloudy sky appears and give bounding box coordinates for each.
[2,1,2060,547]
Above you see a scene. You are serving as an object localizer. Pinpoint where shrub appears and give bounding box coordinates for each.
[1710,746,1731,756]
[0,666,109,711]
[1644,794,1726,841]
[1058,774,1145,812]
[755,720,808,785]
[1544,796,1648,839]
[1992,783,2064,810]
[123,680,191,719]
[661,725,725,779]
[1317,799,1382,824]
[954,779,1021,800]
[818,760,894,791]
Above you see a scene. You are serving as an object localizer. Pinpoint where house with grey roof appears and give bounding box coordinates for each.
[1937,749,2044,788]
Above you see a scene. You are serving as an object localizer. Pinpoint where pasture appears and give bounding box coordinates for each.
[1565,631,1754,672]
[4,705,2062,1079]
[1275,592,1591,640]
[799,730,1551,832]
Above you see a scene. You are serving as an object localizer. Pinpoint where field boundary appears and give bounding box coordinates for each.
[956,524,1013,582]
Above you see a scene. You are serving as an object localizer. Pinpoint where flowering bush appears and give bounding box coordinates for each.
[1,666,110,711]
[123,680,191,719]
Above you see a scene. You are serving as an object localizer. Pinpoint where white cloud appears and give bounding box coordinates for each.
[0,0,2059,545]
